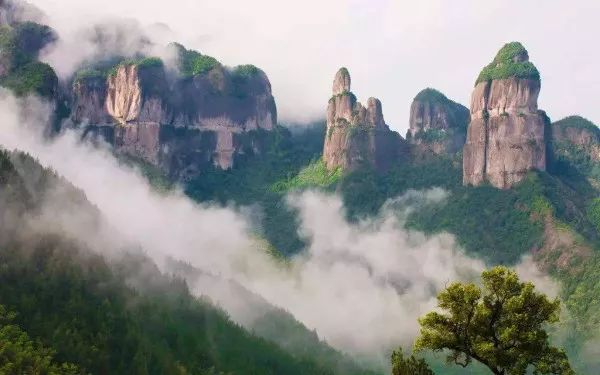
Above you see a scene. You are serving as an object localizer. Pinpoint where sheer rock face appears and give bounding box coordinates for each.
[463,56,546,189]
[408,89,469,156]
[106,64,169,125]
[71,62,277,174]
[323,68,406,171]
[72,77,111,126]
[332,67,351,95]
[170,65,276,131]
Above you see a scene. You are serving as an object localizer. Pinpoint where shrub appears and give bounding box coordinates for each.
[233,64,260,79]
[108,56,164,77]
[73,68,105,83]
[476,42,540,84]
[172,43,221,77]
[271,159,341,192]
[415,128,448,143]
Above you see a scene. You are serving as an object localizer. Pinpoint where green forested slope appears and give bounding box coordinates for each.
[179,121,600,372]
[0,149,376,375]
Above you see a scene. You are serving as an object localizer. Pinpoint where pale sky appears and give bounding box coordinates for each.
[31,0,600,134]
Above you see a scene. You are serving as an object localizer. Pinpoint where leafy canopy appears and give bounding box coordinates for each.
[1,61,57,97]
[476,42,540,85]
[391,349,434,375]
[415,266,573,375]
[170,42,220,77]
[108,56,164,77]
[0,304,80,375]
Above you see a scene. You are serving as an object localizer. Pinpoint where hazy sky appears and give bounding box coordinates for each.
[31,0,600,133]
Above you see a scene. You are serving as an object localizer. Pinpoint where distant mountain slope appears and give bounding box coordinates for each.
[0,149,378,375]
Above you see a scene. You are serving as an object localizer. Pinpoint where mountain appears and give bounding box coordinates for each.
[71,44,277,178]
[2,6,600,371]
[407,88,469,158]
[0,20,57,98]
[0,2,278,178]
[323,67,407,171]
[463,42,546,189]
[0,149,377,375]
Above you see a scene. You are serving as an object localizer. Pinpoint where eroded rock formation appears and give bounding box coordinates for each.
[550,116,600,162]
[407,88,469,157]
[71,50,277,176]
[72,75,111,126]
[463,42,546,189]
[323,68,405,171]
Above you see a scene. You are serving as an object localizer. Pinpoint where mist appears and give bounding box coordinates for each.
[27,0,600,131]
[0,90,573,365]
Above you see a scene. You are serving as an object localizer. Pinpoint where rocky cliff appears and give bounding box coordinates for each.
[71,46,277,176]
[323,68,405,171]
[407,88,469,157]
[550,116,600,161]
[463,42,546,189]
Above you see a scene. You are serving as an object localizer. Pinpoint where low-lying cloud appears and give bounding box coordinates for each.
[0,91,566,365]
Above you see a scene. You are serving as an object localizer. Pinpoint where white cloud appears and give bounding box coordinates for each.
[0,90,489,364]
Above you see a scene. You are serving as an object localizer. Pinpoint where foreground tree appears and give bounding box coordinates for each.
[391,349,434,375]
[0,305,80,375]
[414,266,573,375]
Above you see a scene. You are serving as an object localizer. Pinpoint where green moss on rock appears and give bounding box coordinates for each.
[73,68,105,83]
[0,21,56,75]
[476,42,540,85]
[171,43,220,77]
[329,90,357,103]
[108,57,164,77]
[414,128,448,142]
[233,64,260,79]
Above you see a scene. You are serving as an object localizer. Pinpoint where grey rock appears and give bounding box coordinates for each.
[323,68,406,171]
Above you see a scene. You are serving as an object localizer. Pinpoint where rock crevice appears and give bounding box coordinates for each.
[323,68,406,171]
[463,43,546,189]
[71,54,277,175]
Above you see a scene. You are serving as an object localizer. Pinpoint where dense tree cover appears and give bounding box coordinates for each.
[0,305,80,375]
[183,123,600,374]
[0,149,376,375]
[415,267,573,375]
[185,124,327,255]
[2,61,58,97]
[390,350,434,375]
[0,21,58,97]
[271,159,341,192]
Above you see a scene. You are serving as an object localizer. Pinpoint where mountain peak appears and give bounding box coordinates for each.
[332,67,351,95]
[476,41,540,85]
